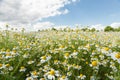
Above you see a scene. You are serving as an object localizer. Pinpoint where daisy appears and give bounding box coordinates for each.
[19,66,26,72]
[25,77,33,80]
[45,69,60,80]
[110,52,120,63]
[78,74,86,80]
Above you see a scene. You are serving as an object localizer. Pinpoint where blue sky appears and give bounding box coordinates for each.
[0,0,120,30]
[42,0,120,26]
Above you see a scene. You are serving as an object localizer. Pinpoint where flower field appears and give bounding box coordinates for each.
[0,29,120,80]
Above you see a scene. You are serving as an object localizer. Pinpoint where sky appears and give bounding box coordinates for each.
[0,0,120,31]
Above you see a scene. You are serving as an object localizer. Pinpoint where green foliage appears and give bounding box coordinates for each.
[0,27,120,80]
[104,26,114,32]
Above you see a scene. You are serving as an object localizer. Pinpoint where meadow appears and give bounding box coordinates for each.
[0,28,120,80]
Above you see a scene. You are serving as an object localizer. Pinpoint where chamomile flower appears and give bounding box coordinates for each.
[78,74,86,80]
[30,70,38,78]
[64,53,70,59]
[0,63,4,69]
[28,60,34,65]
[92,61,97,66]
[70,50,78,58]
[5,53,12,59]
[25,77,33,80]
[40,55,51,63]
[59,75,68,80]
[19,66,26,72]
[110,52,120,63]
[5,64,13,71]
[45,69,60,80]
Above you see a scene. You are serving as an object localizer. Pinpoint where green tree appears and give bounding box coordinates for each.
[91,28,96,32]
[104,26,114,32]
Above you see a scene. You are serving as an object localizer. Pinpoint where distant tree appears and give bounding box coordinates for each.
[51,27,57,31]
[81,28,88,31]
[114,27,120,32]
[91,28,96,32]
[38,30,41,32]
[104,26,114,32]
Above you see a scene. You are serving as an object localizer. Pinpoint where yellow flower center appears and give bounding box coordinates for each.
[13,50,16,53]
[104,47,109,51]
[6,64,10,68]
[0,64,3,67]
[115,53,120,59]
[62,75,66,79]
[49,70,55,75]
[54,60,58,63]
[86,62,88,64]
[60,45,64,48]
[92,61,97,66]
[6,49,10,52]
[41,78,45,80]
[80,74,83,77]
[74,50,77,52]
[6,53,11,56]
[65,53,69,57]
[20,66,25,69]
[72,45,75,48]
[33,71,37,75]
[42,56,46,60]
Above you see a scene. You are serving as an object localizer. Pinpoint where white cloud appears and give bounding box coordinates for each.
[63,9,69,14]
[0,0,80,31]
[0,0,78,24]
[0,21,32,31]
[54,25,68,30]
[33,23,69,31]
[90,24,105,30]
[110,22,120,28]
[33,22,54,31]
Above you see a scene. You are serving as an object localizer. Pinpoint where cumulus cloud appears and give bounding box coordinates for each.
[33,22,54,30]
[33,22,70,31]
[0,21,32,31]
[90,24,105,30]
[0,0,80,31]
[0,0,78,24]
[110,22,120,28]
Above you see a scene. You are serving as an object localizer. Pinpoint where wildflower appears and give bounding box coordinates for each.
[59,75,68,80]
[36,62,41,66]
[6,49,10,52]
[31,71,38,78]
[101,47,111,54]
[5,53,12,58]
[115,53,120,59]
[110,52,120,63]
[86,62,88,64]
[40,55,51,63]
[19,66,26,72]
[54,60,60,64]
[23,53,29,58]
[74,65,82,70]
[40,78,45,80]
[67,72,72,76]
[85,44,90,49]
[25,77,33,80]
[0,63,3,69]
[70,50,78,57]
[104,47,109,51]
[92,61,97,66]
[64,53,70,59]
[28,60,34,65]
[78,74,86,80]
[46,69,60,80]
[5,64,10,68]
